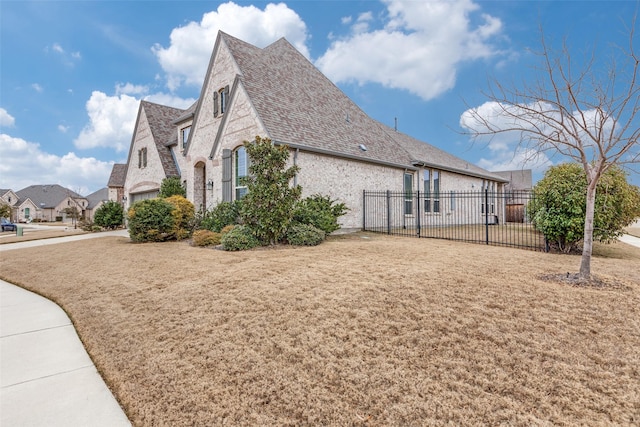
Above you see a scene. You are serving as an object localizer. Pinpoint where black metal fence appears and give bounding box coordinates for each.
[362,189,546,251]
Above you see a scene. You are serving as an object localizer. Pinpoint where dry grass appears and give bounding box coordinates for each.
[1,233,639,426]
[0,227,86,244]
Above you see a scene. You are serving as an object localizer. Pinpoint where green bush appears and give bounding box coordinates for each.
[528,163,640,252]
[165,195,195,240]
[200,201,242,232]
[127,198,176,243]
[192,229,222,247]
[159,176,186,198]
[292,194,348,234]
[286,223,326,246]
[221,225,260,251]
[93,200,124,229]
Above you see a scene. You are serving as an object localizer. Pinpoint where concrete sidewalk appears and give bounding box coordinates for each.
[1,231,131,426]
[619,233,640,249]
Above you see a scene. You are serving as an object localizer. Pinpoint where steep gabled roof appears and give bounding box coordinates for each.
[16,184,84,208]
[218,32,506,181]
[108,163,127,187]
[86,187,109,209]
[140,101,184,177]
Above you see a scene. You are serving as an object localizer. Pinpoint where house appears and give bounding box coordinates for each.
[85,187,110,221]
[15,184,88,223]
[107,163,127,204]
[0,189,19,221]
[121,31,508,229]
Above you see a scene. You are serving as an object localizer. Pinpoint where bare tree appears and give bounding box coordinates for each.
[461,21,639,279]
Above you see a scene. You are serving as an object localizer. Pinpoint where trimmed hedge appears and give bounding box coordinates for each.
[221,225,260,251]
[192,229,222,247]
[127,198,176,242]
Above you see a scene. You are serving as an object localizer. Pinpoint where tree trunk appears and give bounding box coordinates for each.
[579,182,597,279]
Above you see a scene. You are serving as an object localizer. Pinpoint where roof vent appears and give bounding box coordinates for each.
[358,144,367,152]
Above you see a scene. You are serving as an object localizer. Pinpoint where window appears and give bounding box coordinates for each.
[213,85,230,117]
[138,147,147,168]
[423,169,441,213]
[234,146,248,199]
[181,126,191,150]
[404,173,413,215]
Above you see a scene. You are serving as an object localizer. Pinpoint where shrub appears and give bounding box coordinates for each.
[127,198,176,243]
[159,176,186,198]
[286,223,326,246]
[239,136,301,245]
[221,225,260,251]
[529,163,640,252]
[200,201,242,232]
[192,229,222,247]
[165,195,195,240]
[293,195,348,234]
[93,200,124,229]
[220,224,236,235]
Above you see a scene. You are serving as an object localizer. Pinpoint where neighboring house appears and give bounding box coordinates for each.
[122,31,509,229]
[107,163,127,204]
[85,187,109,221]
[15,184,88,223]
[0,189,19,221]
[493,169,534,223]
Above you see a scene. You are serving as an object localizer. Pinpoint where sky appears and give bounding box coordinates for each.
[1,0,639,196]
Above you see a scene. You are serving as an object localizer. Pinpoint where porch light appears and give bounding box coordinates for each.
[207,180,214,191]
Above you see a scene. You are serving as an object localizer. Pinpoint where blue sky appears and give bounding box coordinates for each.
[1,0,639,195]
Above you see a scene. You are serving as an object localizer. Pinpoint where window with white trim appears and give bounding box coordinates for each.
[213,85,230,117]
[234,146,248,200]
[181,126,191,150]
[138,147,147,168]
[423,169,440,213]
[404,173,414,215]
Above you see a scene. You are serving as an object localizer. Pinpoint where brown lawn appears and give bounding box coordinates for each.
[1,233,639,426]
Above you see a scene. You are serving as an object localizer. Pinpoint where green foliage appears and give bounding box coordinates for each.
[293,194,348,234]
[221,225,260,251]
[165,195,195,240]
[0,202,11,219]
[192,229,222,247]
[93,200,124,229]
[286,223,326,246]
[200,201,242,232]
[239,136,302,245]
[529,163,640,252]
[127,198,176,243]
[159,176,186,198]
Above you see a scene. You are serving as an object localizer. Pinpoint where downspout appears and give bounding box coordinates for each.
[293,148,299,187]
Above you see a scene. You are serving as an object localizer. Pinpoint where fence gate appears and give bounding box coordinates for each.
[362,189,545,251]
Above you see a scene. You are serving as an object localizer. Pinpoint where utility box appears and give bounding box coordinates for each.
[16,226,23,236]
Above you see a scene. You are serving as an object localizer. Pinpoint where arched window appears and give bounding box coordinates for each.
[234,146,248,199]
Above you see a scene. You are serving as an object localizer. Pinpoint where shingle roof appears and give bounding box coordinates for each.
[108,164,127,187]
[16,184,84,208]
[141,101,184,177]
[219,32,506,181]
[86,187,109,209]
[173,101,198,125]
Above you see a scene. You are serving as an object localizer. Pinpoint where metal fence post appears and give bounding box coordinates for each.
[416,190,421,237]
[386,190,391,235]
[362,190,366,231]
[485,188,489,245]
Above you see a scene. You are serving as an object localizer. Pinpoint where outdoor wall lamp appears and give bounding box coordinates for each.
[207,180,214,191]
[122,196,128,202]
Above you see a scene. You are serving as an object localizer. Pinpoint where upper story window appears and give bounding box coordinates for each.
[213,85,230,118]
[181,126,191,150]
[138,147,147,168]
[234,146,248,200]
[424,169,440,213]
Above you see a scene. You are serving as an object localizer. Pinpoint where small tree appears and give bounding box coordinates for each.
[93,200,125,229]
[0,202,11,219]
[159,176,186,198]
[239,136,302,245]
[461,22,639,279]
[529,163,640,253]
[292,194,348,234]
[62,206,81,229]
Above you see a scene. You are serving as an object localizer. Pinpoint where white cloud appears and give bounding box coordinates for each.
[0,108,15,127]
[115,83,149,96]
[152,1,309,91]
[58,124,70,133]
[316,0,504,100]
[0,134,113,194]
[74,91,140,152]
[47,42,82,65]
[32,83,43,93]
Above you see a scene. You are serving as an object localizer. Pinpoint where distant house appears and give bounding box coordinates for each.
[15,184,88,223]
[493,170,533,223]
[121,31,508,229]
[85,187,109,221]
[107,163,127,205]
[0,189,19,221]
